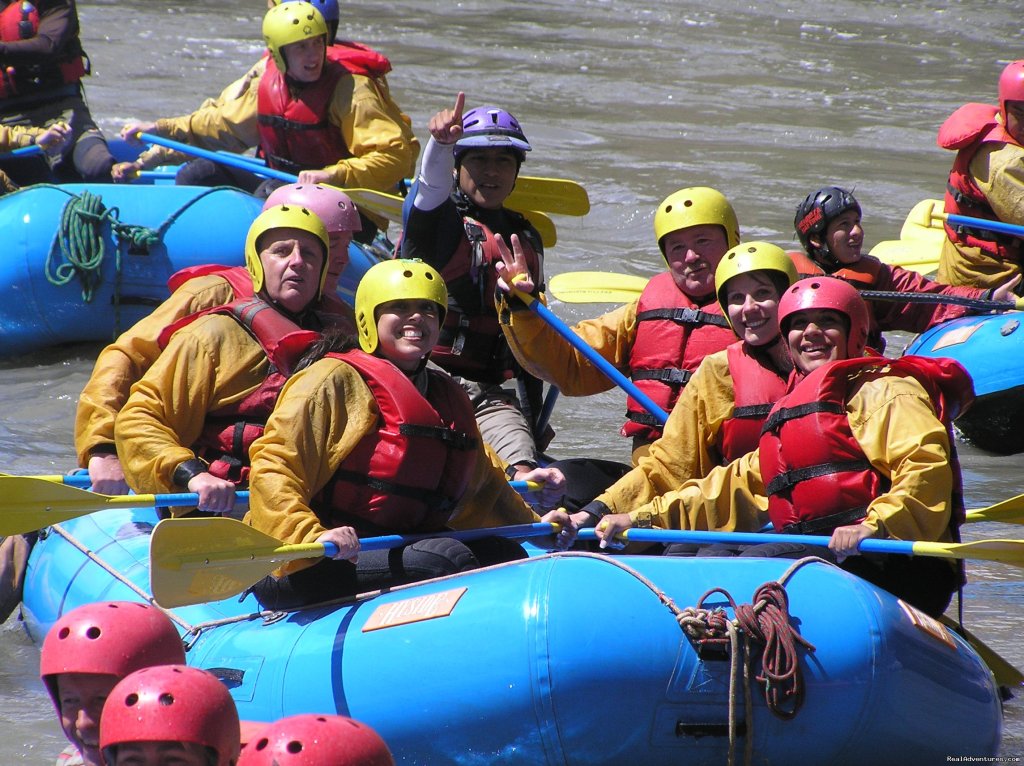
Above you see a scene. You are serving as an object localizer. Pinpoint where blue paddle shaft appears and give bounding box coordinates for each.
[946,212,1024,239]
[321,522,558,559]
[0,144,44,160]
[137,132,297,184]
[577,528,916,555]
[523,297,669,425]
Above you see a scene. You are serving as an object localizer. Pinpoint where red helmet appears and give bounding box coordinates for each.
[778,277,869,358]
[100,665,241,766]
[39,601,185,709]
[264,183,362,233]
[240,714,394,766]
[999,60,1024,123]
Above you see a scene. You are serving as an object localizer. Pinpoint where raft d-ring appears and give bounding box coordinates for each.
[1000,319,1019,336]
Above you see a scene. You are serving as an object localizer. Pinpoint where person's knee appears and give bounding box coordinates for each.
[175,158,221,186]
[72,132,115,181]
[403,538,480,578]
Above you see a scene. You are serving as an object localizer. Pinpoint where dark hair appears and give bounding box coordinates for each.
[294,327,359,372]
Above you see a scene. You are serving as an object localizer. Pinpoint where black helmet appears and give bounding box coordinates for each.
[794,186,861,264]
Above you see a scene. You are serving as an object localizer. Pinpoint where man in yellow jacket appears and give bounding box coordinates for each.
[496,186,741,463]
[74,183,361,496]
[118,2,417,238]
[114,204,331,514]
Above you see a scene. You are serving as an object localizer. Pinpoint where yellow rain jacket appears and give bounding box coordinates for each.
[244,355,542,575]
[150,69,418,194]
[938,141,1024,288]
[114,313,277,497]
[627,371,956,545]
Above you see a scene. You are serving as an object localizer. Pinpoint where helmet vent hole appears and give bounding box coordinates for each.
[402,270,413,278]
[125,693,139,708]
[253,739,268,752]
[158,692,175,707]
[683,200,693,208]
[287,741,304,754]
[57,627,70,640]
[85,626,101,640]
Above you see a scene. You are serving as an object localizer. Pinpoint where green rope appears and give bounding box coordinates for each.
[44,189,161,304]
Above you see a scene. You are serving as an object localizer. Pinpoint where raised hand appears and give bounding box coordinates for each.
[428,92,466,145]
[494,233,535,294]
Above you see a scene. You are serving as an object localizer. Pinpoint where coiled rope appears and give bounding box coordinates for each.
[41,185,237,333]
[676,557,821,766]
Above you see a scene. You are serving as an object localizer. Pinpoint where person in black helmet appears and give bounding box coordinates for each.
[790,185,1019,351]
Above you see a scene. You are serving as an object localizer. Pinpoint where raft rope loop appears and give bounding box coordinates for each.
[42,186,236,335]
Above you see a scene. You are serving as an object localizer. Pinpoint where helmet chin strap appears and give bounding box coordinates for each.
[810,240,842,272]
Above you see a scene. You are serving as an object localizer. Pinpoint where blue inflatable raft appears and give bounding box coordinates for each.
[904,313,1024,454]
[0,183,379,358]
[21,506,1002,765]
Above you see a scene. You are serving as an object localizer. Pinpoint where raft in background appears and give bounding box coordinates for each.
[905,313,1024,454]
[21,505,1002,765]
[0,183,379,358]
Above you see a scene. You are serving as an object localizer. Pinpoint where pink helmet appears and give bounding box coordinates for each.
[999,60,1024,123]
[240,714,394,766]
[263,183,362,233]
[778,277,869,358]
[100,665,241,766]
[39,601,185,709]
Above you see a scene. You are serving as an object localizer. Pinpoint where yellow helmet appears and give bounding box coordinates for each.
[355,259,448,354]
[714,241,797,317]
[653,187,740,255]
[262,1,328,73]
[244,204,330,300]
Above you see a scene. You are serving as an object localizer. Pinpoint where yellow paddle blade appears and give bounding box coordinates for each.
[868,199,944,276]
[344,188,404,224]
[911,538,1024,567]
[150,517,327,608]
[965,493,1024,525]
[939,615,1024,689]
[547,271,648,303]
[0,477,151,535]
[518,209,557,248]
[507,176,590,217]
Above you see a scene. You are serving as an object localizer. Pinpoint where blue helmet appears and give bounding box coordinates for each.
[276,0,338,23]
[454,106,532,161]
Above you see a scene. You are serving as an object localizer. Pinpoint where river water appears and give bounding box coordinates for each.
[1,0,1022,761]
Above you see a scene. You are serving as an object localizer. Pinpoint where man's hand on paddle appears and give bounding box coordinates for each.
[428,92,465,145]
[829,522,877,563]
[494,233,536,294]
[992,273,1023,305]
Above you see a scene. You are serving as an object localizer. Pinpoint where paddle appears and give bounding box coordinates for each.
[150,516,559,607]
[0,477,251,536]
[508,280,669,425]
[918,198,1024,240]
[965,493,1024,525]
[549,271,1024,313]
[401,175,589,218]
[136,133,411,231]
[0,475,540,536]
[548,271,648,303]
[577,527,1024,567]
[0,144,44,161]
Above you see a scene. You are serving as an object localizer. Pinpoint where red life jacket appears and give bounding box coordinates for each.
[431,212,543,383]
[328,40,391,79]
[715,342,789,465]
[787,253,891,351]
[621,272,736,441]
[0,0,38,41]
[158,297,320,485]
[758,355,972,536]
[166,264,254,298]
[166,263,351,329]
[256,57,351,175]
[312,350,479,535]
[938,102,1022,258]
[0,0,87,100]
